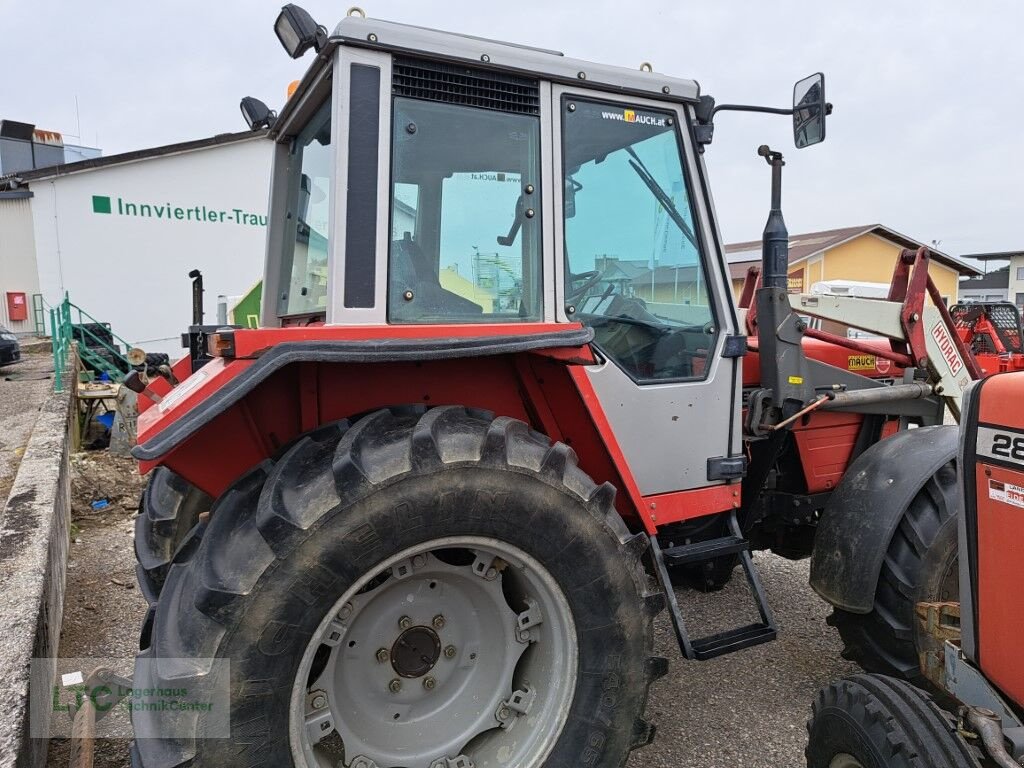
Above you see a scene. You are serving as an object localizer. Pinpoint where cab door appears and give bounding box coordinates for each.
[552,86,742,497]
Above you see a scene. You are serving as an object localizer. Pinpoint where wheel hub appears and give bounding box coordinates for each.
[392,626,441,678]
[289,537,578,768]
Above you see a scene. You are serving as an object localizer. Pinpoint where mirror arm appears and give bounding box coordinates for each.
[712,103,794,117]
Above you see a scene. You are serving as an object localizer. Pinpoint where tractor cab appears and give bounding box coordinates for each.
[262,13,723,342]
[253,10,832,495]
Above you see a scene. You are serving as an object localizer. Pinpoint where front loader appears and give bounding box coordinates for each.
[125,8,980,767]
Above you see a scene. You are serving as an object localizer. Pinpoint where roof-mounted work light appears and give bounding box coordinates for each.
[240,97,277,130]
[275,4,327,59]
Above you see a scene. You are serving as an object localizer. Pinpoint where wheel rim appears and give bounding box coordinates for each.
[829,755,865,768]
[289,536,578,768]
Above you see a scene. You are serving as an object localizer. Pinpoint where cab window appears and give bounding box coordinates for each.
[562,97,717,381]
[279,99,332,316]
[388,97,542,323]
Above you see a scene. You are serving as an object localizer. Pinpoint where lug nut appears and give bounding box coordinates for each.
[399,615,412,630]
[432,615,446,630]
[376,648,389,664]
[311,694,327,710]
[444,645,457,659]
[423,676,436,690]
[388,679,402,693]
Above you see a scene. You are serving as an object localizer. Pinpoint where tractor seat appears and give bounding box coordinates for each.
[391,233,484,319]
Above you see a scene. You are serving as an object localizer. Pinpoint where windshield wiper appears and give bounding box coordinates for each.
[625,148,698,250]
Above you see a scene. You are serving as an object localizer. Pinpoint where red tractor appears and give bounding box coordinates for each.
[807,370,1024,768]
[951,301,1024,376]
[126,8,982,767]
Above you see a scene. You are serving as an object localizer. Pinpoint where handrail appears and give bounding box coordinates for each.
[50,293,132,389]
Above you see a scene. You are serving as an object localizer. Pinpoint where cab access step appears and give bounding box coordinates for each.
[650,510,778,660]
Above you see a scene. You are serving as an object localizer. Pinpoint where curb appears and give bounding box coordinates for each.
[0,365,73,768]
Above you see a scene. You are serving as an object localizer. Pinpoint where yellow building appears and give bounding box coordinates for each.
[726,225,979,304]
[439,265,494,312]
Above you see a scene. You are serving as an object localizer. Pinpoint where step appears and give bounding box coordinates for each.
[662,535,748,566]
[690,622,777,660]
[649,508,778,662]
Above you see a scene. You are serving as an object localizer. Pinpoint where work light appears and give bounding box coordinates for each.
[240,97,277,130]
[274,4,327,59]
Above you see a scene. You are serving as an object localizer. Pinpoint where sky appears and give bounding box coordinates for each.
[3,0,1023,259]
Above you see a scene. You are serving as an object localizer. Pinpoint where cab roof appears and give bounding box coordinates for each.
[331,15,700,104]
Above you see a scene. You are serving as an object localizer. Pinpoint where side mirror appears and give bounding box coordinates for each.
[564,176,582,219]
[793,73,829,148]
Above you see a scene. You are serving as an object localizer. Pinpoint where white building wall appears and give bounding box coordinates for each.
[30,137,272,357]
[0,196,42,335]
[1009,255,1024,310]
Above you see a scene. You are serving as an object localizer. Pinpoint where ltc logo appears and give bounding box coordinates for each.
[624,109,637,123]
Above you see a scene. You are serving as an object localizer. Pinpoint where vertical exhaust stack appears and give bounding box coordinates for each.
[759,146,789,290]
[753,146,810,426]
[188,269,204,326]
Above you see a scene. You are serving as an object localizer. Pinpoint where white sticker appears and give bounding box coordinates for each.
[61,671,84,687]
[989,478,1024,510]
[158,368,210,413]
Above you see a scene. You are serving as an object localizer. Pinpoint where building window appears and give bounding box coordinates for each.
[1017,292,1024,309]
[1017,266,1024,280]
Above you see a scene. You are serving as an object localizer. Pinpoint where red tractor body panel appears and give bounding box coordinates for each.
[136,323,731,533]
[136,324,919,536]
[969,371,1024,705]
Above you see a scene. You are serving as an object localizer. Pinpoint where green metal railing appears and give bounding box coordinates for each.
[50,293,133,391]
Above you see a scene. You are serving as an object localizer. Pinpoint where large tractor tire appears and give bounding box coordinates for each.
[132,406,666,768]
[827,462,959,687]
[134,465,211,602]
[806,674,978,768]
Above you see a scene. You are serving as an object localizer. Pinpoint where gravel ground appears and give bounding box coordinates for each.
[0,352,54,507]
[47,457,855,768]
[629,555,858,767]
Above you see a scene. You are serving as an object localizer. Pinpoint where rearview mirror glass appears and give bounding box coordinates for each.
[793,73,826,148]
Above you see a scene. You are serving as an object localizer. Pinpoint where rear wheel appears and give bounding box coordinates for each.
[134,466,210,602]
[806,674,978,768]
[828,462,959,686]
[133,406,666,768]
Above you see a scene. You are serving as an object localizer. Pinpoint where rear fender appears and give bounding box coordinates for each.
[809,424,958,613]
[131,327,663,528]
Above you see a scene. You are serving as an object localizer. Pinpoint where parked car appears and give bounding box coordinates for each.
[0,326,21,366]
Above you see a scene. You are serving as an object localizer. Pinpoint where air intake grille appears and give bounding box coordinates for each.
[392,57,540,115]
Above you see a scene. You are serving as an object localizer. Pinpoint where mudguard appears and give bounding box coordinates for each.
[810,424,958,613]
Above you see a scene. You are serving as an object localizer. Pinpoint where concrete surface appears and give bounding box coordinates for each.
[0,354,72,768]
[0,354,54,508]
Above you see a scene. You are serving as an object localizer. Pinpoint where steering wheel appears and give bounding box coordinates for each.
[566,270,603,304]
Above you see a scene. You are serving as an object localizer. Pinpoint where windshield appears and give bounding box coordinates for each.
[562,97,717,381]
[278,99,332,316]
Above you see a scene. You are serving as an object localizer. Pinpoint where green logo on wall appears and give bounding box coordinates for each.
[89,195,267,226]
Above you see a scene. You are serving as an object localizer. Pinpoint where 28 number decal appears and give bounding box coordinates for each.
[991,433,1024,461]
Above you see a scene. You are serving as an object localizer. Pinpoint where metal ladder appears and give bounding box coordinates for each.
[650,509,777,660]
